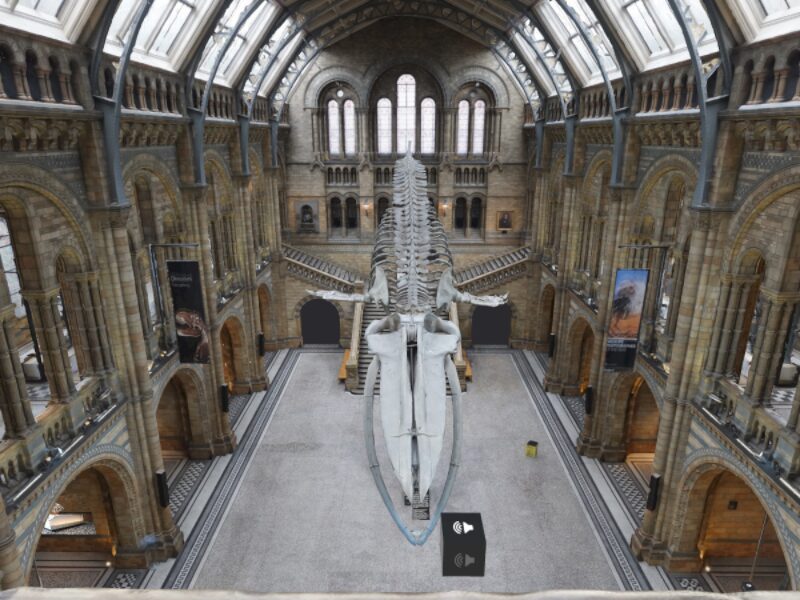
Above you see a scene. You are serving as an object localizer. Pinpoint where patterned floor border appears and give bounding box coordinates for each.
[162,348,313,589]
[524,351,715,594]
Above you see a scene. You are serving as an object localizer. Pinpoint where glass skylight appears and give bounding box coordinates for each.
[243,16,297,97]
[536,0,620,86]
[196,0,278,86]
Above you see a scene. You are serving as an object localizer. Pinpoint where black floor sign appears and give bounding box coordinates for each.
[441,513,485,576]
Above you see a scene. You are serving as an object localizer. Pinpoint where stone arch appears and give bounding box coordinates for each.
[537,284,556,346]
[363,56,451,108]
[668,452,798,588]
[26,453,145,580]
[299,298,341,346]
[634,155,698,212]
[581,150,613,201]
[0,164,95,283]
[155,368,207,459]
[448,66,510,108]
[564,316,595,395]
[471,304,512,346]
[220,316,247,391]
[303,67,365,108]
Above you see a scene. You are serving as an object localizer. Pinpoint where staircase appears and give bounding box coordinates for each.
[350,303,456,396]
[282,244,363,291]
[454,246,532,293]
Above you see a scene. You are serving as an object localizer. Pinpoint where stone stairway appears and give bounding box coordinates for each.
[353,303,453,396]
[453,246,531,293]
[282,244,363,290]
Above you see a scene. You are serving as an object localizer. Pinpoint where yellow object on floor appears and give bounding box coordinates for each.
[465,356,473,381]
[338,350,350,382]
[526,441,538,457]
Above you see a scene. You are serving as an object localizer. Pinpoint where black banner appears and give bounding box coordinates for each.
[604,268,649,370]
[167,261,210,364]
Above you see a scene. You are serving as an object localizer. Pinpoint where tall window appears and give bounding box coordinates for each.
[377,98,392,155]
[343,100,356,157]
[397,74,416,153]
[472,100,486,155]
[420,98,436,154]
[457,98,488,157]
[327,99,341,156]
[456,100,470,155]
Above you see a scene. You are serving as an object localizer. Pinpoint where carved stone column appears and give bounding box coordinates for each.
[23,288,74,401]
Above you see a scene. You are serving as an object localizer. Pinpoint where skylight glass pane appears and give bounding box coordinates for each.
[151,0,193,54]
[137,0,171,47]
[328,100,341,156]
[17,0,64,16]
[397,74,415,154]
[472,100,485,155]
[625,1,667,54]
[760,0,800,14]
[456,100,469,155]
[420,98,436,154]
[343,100,356,157]
[108,0,140,47]
[377,98,392,155]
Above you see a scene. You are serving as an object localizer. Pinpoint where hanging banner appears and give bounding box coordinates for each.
[167,261,210,364]
[605,268,649,370]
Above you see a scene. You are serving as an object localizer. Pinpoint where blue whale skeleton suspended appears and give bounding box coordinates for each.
[310,151,507,544]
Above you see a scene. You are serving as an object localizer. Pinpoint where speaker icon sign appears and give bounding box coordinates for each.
[452,521,474,535]
[454,553,476,568]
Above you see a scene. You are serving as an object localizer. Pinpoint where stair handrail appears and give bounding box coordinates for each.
[449,301,467,391]
[281,243,364,289]
[346,301,364,390]
[454,246,532,287]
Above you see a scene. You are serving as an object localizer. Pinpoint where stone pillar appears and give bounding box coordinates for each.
[23,289,74,401]
[747,293,796,404]
[632,210,713,561]
[0,492,24,588]
[92,208,183,560]
[183,185,236,454]
[0,306,35,436]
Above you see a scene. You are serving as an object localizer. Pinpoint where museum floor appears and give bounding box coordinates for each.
[34,349,784,593]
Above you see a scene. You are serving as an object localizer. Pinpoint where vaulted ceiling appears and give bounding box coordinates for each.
[3,0,797,112]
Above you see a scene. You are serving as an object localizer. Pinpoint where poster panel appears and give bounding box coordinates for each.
[604,268,650,370]
[167,261,210,364]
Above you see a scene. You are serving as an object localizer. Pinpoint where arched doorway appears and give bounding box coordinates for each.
[220,317,246,391]
[32,464,141,587]
[157,374,194,459]
[566,319,594,395]
[624,378,659,455]
[671,467,792,591]
[300,299,340,345]
[472,304,511,346]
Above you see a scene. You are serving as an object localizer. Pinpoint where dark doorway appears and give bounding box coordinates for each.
[472,305,511,346]
[300,299,340,345]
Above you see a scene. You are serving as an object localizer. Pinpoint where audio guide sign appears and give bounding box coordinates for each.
[441,513,485,576]
[167,261,210,364]
[604,268,649,370]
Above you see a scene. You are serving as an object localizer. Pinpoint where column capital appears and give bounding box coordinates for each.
[21,286,61,302]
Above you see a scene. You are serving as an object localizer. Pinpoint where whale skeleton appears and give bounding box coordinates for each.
[309,151,507,544]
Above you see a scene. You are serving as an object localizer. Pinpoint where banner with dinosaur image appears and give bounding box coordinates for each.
[167,261,210,364]
[604,268,649,370]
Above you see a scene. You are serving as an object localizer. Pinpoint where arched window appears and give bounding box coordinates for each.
[377,98,392,155]
[345,198,359,231]
[456,100,470,156]
[343,100,356,157]
[420,98,436,154]
[472,100,486,155]
[397,74,416,153]
[327,99,341,156]
[454,198,467,233]
[377,198,390,225]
